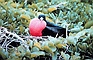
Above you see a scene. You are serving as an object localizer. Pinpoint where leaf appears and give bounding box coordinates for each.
[48,37,60,45]
[75,52,80,56]
[89,27,93,37]
[18,3,23,8]
[70,27,82,33]
[84,20,93,29]
[42,46,52,52]
[75,30,87,39]
[15,52,21,56]
[41,41,48,47]
[48,7,57,12]
[67,36,78,45]
[48,42,54,47]
[11,3,18,8]
[20,14,30,20]
[61,51,70,60]
[77,42,88,51]
[17,46,26,56]
[52,51,57,60]
[70,52,80,60]
[42,46,53,55]
[34,42,42,50]
[27,40,33,48]
[32,47,39,52]
[31,54,37,58]
[7,57,21,60]
[14,11,20,16]
[31,51,45,58]
[46,17,54,23]
[58,10,63,19]
[42,8,48,14]
[49,13,57,20]
[0,47,8,59]
[25,51,31,56]
[0,0,5,2]
[19,25,25,33]
[36,2,44,8]
[51,0,57,4]
[31,3,38,9]
[0,19,3,26]
[54,40,61,45]
[49,45,56,52]
[8,23,16,31]
[8,19,13,24]
[56,44,66,49]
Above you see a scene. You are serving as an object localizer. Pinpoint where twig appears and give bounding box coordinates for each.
[65,24,70,38]
[5,39,17,51]
[2,35,8,47]
[55,33,58,38]
[0,27,26,51]
[55,2,68,8]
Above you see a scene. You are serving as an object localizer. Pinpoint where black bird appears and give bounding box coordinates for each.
[38,14,70,38]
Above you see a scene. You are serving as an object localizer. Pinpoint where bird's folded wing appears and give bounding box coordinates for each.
[46,21,62,28]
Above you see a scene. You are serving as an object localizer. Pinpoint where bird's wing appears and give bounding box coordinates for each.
[42,26,58,37]
[42,21,68,38]
[46,21,62,28]
[46,26,58,32]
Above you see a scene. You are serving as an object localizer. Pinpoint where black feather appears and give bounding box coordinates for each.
[38,14,70,38]
[42,24,70,38]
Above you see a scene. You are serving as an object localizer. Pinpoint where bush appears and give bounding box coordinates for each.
[0,0,93,60]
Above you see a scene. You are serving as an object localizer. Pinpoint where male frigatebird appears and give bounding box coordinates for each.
[29,14,69,38]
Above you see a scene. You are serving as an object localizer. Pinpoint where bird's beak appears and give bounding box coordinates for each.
[40,17,44,21]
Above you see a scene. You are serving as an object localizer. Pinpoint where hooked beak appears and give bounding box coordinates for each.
[40,17,44,21]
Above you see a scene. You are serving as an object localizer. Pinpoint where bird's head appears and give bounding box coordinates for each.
[38,14,46,21]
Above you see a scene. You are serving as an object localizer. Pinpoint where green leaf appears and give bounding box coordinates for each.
[0,47,8,59]
[34,42,42,50]
[77,42,88,51]
[0,19,3,26]
[58,10,63,19]
[42,46,52,53]
[32,47,39,52]
[27,40,33,48]
[19,25,25,33]
[84,20,93,29]
[67,36,78,45]
[61,51,70,60]
[51,0,57,4]
[70,52,80,60]
[52,52,57,60]
[31,51,45,58]
[17,46,26,56]
[49,13,56,20]
[49,45,56,52]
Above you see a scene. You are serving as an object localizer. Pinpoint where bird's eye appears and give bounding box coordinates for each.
[40,17,44,20]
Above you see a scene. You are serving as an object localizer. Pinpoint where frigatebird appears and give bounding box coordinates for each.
[29,14,70,38]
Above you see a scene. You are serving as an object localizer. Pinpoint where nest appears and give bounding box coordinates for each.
[0,27,25,50]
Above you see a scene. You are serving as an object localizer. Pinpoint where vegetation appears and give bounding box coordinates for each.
[0,0,93,60]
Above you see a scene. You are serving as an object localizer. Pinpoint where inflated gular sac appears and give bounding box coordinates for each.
[29,18,46,36]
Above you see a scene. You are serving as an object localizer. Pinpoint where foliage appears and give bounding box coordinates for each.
[0,0,93,60]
